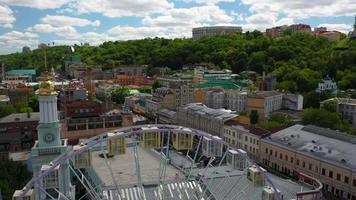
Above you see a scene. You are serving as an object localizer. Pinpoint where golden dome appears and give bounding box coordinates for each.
[39,77,57,96]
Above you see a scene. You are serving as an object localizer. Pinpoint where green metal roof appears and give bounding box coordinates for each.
[6,69,36,76]
[197,79,248,89]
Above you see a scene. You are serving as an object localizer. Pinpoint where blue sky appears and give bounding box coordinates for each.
[0,0,355,54]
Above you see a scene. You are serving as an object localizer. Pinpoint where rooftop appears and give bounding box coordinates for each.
[0,112,40,123]
[180,103,238,121]
[6,69,36,76]
[263,124,356,169]
[197,79,248,89]
[225,121,270,137]
[248,91,283,98]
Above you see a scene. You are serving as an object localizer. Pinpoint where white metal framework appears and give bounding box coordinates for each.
[18,124,283,200]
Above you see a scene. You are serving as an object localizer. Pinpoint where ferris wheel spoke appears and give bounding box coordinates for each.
[70,163,102,199]
[35,182,58,200]
[200,148,229,199]
[133,137,145,200]
[69,165,99,200]
[186,135,203,181]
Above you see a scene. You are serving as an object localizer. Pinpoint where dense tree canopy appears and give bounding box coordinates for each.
[0,32,355,92]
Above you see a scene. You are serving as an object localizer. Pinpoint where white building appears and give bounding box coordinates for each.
[224,121,269,161]
[177,103,238,137]
[225,90,248,113]
[282,94,303,111]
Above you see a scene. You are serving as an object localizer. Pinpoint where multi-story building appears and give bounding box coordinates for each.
[177,103,238,137]
[260,125,356,200]
[223,120,269,161]
[282,94,304,111]
[0,112,39,156]
[204,90,225,109]
[319,31,341,42]
[247,91,283,119]
[152,87,176,110]
[266,25,288,38]
[289,24,312,33]
[192,26,242,39]
[114,65,147,76]
[225,90,248,113]
[116,75,154,87]
[157,109,177,124]
[58,81,88,106]
[321,98,356,128]
[157,77,195,109]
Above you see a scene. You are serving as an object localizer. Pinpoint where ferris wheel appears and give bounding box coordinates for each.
[17,124,284,200]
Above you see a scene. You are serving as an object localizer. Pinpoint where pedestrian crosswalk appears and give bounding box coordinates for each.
[103,181,206,200]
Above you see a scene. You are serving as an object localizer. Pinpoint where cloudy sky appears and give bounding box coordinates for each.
[0,0,355,54]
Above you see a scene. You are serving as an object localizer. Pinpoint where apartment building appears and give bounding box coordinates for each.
[225,90,248,113]
[157,77,194,109]
[192,26,242,39]
[247,91,283,119]
[152,87,176,110]
[177,103,238,137]
[260,125,356,200]
[223,120,269,161]
[204,90,225,109]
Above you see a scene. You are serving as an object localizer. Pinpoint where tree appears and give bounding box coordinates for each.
[302,108,351,132]
[322,99,337,112]
[249,110,259,124]
[0,104,15,118]
[111,87,131,104]
[0,160,31,200]
[28,94,39,112]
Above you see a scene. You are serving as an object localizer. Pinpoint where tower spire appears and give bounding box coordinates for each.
[44,46,49,81]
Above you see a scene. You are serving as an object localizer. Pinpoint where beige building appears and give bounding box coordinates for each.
[157,77,195,109]
[177,103,238,137]
[223,120,269,161]
[260,124,356,200]
[247,91,283,119]
[152,87,176,110]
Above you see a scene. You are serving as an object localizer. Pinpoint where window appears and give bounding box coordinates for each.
[270,149,273,155]
[285,155,288,161]
[274,152,277,157]
[290,157,293,163]
[265,148,268,154]
[302,162,305,168]
[245,136,248,142]
[337,173,341,181]
[280,153,282,159]
[322,168,326,175]
[353,179,356,187]
[345,176,349,184]
[329,171,333,178]
[296,159,299,165]
[308,164,312,170]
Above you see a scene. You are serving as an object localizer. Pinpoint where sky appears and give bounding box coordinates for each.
[0,0,355,55]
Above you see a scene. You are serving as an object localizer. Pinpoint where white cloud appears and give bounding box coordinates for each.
[0,0,71,9]
[0,31,38,54]
[30,24,79,38]
[182,0,236,5]
[68,0,173,17]
[0,5,15,28]
[143,6,233,27]
[41,15,100,27]
[318,23,353,33]
[241,0,356,18]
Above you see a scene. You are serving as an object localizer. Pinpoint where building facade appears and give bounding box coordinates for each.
[223,121,269,161]
[316,76,337,93]
[0,112,39,156]
[260,125,356,200]
[192,26,242,39]
[177,103,238,137]
[321,98,356,128]
[247,91,283,119]
[157,77,195,109]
